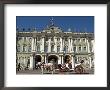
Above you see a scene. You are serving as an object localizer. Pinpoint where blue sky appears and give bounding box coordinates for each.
[16,16,94,32]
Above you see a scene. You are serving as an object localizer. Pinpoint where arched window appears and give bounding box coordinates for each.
[23,44,26,52]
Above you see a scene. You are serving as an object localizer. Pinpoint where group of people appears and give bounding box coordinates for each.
[17,59,86,74]
[35,61,73,73]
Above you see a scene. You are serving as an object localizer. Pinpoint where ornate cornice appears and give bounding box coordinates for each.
[17,31,94,39]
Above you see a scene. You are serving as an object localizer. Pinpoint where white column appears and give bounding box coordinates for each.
[24,57,27,67]
[62,38,64,52]
[25,45,27,52]
[62,56,64,64]
[71,56,74,69]
[60,37,63,52]
[35,37,37,51]
[91,40,94,52]
[21,45,23,52]
[40,38,42,52]
[41,37,45,52]
[87,39,90,53]
[29,56,34,70]
[31,38,34,52]
[54,37,57,52]
[77,57,78,64]
[76,46,78,53]
[48,38,51,52]
[68,38,71,53]
[34,38,36,51]
[71,39,73,52]
[23,57,25,67]
[89,57,92,69]
[44,55,47,63]
[58,56,61,64]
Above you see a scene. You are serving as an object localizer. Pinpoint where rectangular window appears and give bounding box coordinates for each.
[37,45,40,52]
[45,46,48,52]
[73,47,76,52]
[64,46,66,53]
[28,46,31,52]
[57,46,60,52]
[84,46,86,51]
[51,45,54,52]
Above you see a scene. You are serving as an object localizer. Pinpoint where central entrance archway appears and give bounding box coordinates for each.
[35,55,41,69]
[48,55,58,68]
[48,55,58,63]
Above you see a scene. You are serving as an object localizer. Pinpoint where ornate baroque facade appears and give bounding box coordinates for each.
[16,21,94,70]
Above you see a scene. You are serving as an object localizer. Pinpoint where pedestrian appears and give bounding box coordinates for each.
[18,63,21,71]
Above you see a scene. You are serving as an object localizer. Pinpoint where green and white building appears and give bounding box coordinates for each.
[16,20,94,70]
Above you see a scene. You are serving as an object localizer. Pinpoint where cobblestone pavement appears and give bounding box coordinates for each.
[16,68,94,75]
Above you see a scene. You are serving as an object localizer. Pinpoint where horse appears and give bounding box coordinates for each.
[36,62,45,69]
[43,63,54,72]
